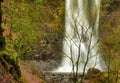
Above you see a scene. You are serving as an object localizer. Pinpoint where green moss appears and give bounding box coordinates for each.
[0,54,21,80]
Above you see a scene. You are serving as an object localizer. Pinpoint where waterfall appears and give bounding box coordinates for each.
[53,0,106,73]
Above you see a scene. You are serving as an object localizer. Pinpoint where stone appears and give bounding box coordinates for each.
[85,68,101,79]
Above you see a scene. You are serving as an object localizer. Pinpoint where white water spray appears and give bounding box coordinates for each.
[53,0,106,73]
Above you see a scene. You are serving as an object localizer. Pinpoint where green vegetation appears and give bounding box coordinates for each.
[1,0,64,82]
[100,0,120,71]
[2,1,42,57]
[2,0,65,59]
[0,0,120,83]
[99,0,120,83]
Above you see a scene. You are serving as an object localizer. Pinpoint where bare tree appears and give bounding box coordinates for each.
[60,8,102,83]
[61,1,104,83]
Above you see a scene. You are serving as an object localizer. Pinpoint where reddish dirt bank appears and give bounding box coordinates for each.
[21,63,42,83]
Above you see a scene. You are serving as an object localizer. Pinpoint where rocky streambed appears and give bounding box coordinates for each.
[22,59,102,83]
[21,60,80,83]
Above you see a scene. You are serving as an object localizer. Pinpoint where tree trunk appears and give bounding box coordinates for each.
[0,0,5,50]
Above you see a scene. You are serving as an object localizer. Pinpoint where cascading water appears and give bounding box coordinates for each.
[53,0,106,73]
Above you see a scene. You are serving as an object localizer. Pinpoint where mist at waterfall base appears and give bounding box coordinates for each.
[53,0,106,73]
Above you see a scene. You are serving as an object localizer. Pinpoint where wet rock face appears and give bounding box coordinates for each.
[32,32,63,62]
